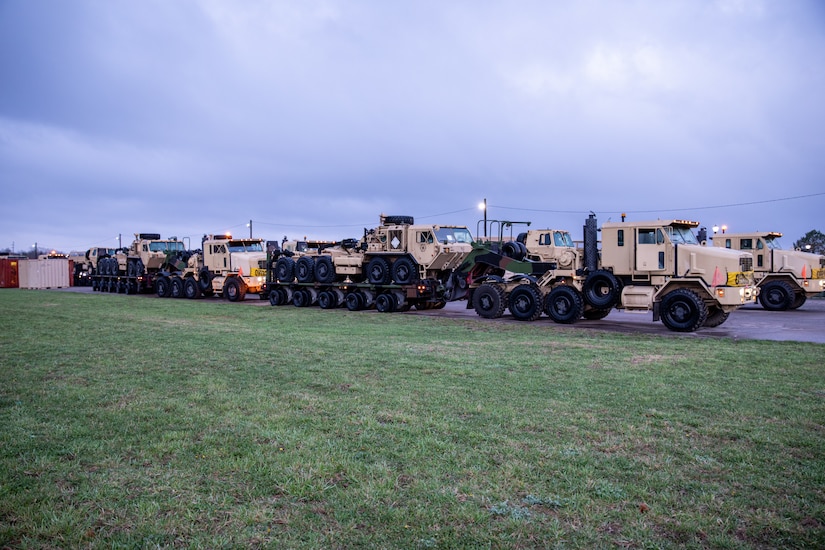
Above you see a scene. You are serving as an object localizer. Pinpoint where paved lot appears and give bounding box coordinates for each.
[57,286,825,344]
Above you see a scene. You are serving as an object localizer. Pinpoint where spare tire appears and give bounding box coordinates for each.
[383,215,414,225]
[583,270,621,309]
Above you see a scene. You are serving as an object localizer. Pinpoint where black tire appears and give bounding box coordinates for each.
[790,293,807,310]
[345,292,364,311]
[703,306,729,328]
[366,257,391,285]
[660,288,708,332]
[293,289,311,307]
[502,241,526,261]
[375,293,396,313]
[156,276,171,298]
[544,286,584,324]
[758,280,794,311]
[127,260,136,277]
[582,308,611,320]
[269,287,287,306]
[224,278,245,302]
[314,256,335,284]
[198,269,212,294]
[317,290,335,309]
[583,270,621,309]
[383,215,414,225]
[134,259,145,277]
[275,257,295,282]
[183,277,201,299]
[472,283,506,319]
[296,256,315,283]
[391,257,416,285]
[170,276,184,298]
[508,285,542,321]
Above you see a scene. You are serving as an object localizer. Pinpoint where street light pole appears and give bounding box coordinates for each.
[478,198,487,238]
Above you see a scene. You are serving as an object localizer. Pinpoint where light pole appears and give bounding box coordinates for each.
[32,242,37,258]
[478,199,487,238]
[247,220,253,239]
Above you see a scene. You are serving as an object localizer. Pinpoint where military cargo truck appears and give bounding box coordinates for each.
[711,231,825,310]
[91,234,184,294]
[266,214,474,311]
[154,234,268,301]
[464,215,758,332]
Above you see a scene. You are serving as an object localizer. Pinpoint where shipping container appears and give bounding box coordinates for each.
[0,257,21,288]
[18,258,73,289]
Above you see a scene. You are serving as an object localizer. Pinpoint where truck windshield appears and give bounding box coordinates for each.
[555,231,574,247]
[763,236,782,250]
[434,227,474,244]
[667,226,699,245]
[149,241,186,252]
[227,242,264,252]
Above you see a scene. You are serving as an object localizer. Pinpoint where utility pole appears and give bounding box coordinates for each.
[249,219,253,239]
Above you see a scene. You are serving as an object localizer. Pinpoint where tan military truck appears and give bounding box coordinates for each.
[465,215,758,331]
[156,234,268,301]
[711,231,825,310]
[267,214,474,311]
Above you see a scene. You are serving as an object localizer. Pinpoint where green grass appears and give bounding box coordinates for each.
[1,289,823,549]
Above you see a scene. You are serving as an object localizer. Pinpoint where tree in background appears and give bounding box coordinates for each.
[793,230,825,255]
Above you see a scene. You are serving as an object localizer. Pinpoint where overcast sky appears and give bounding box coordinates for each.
[2,0,824,254]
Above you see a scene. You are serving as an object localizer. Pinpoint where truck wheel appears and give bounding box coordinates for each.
[508,285,542,321]
[366,257,391,285]
[502,241,526,261]
[583,270,620,309]
[758,280,794,311]
[135,259,145,277]
[156,276,171,298]
[224,278,245,302]
[345,292,364,311]
[296,256,315,283]
[582,308,610,320]
[790,293,807,309]
[472,283,506,319]
[314,256,335,284]
[544,286,584,324]
[275,257,295,282]
[375,293,396,313]
[317,290,335,309]
[183,277,201,299]
[660,289,708,332]
[293,288,312,307]
[703,306,729,327]
[269,287,286,306]
[197,269,212,294]
[383,215,414,225]
[391,257,416,284]
[127,260,136,277]
[170,276,184,298]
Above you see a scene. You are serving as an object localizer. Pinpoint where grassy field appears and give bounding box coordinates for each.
[1,289,823,549]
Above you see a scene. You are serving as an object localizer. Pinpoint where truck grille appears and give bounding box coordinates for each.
[739,257,753,271]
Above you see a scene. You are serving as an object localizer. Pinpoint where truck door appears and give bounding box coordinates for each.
[635,228,666,272]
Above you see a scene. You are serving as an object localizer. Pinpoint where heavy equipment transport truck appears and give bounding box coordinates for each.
[90,233,268,300]
[154,234,268,301]
[464,214,758,332]
[711,231,825,310]
[266,214,474,312]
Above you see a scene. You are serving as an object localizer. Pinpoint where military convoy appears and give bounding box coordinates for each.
[266,215,474,311]
[89,233,267,300]
[710,231,825,311]
[81,209,825,332]
[463,214,757,331]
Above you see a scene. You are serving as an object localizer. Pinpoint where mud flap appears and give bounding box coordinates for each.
[652,301,660,322]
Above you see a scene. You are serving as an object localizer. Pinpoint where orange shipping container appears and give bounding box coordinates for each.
[0,257,21,288]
